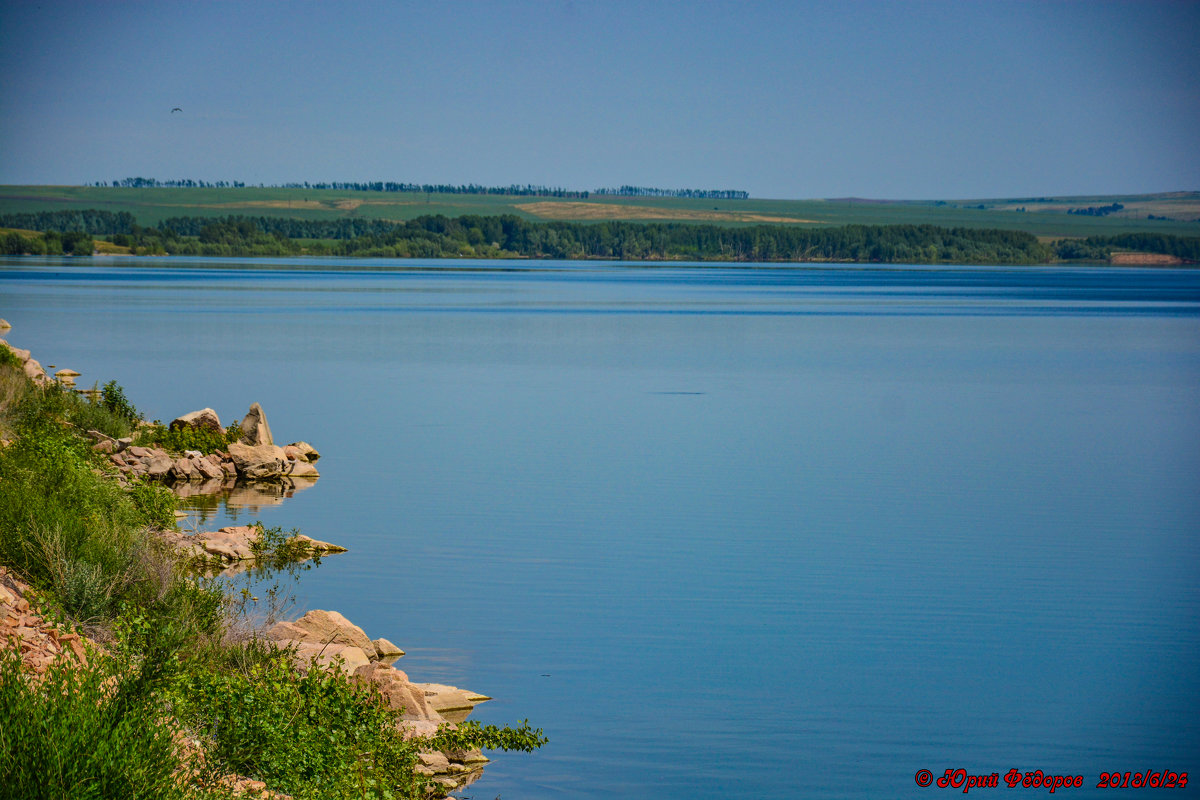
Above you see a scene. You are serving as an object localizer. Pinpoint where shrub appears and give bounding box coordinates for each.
[100,380,139,424]
[0,648,192,800]
[168,647,423,799]
[0,345,22,369]
[135,424,241,455]
[129,480,180,530]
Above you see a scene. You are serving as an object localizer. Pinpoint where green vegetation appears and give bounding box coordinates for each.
[134,422,242,455]
[3,185,1198,238]
[168,647,425,798]
[0,646,199,800]
[1,227,93,256]
[3,186,1198,263]
[0,211,1058,263]
[0,357,545,798]
[1052,232,1200,262]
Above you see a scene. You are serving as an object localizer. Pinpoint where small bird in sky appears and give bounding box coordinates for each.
[171,107,182,113]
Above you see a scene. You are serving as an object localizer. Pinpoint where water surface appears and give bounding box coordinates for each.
[2,258,1198,798]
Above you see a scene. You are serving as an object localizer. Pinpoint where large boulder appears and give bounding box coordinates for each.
[353,662,441,722]
[239,402,273,446]
[265,609,375,653]
[23,358,45,381]
[227,441,287,480]
[292,641,372,675]
[145,452,174,478]
[1,341,30,362]
[170,408,224,434]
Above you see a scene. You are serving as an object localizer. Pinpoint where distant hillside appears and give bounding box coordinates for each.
[0,186,1197,239]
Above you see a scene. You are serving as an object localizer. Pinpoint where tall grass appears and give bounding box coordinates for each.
[0,647,199,800]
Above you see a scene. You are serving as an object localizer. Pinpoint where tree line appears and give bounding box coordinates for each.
[592,186,749,200]
[1068,202,1124,217]
[87,178,750,199]
[4,209,1196,264]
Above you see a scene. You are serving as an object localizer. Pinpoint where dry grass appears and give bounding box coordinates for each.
[1109,251,1183,265]
[93,240,131,254]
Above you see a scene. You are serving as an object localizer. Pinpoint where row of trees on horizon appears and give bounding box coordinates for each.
[88,178,750,200]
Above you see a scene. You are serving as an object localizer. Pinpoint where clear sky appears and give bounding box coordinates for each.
[1,0,1197,199]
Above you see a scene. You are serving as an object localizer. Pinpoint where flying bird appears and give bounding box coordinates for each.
[171,107,182,113]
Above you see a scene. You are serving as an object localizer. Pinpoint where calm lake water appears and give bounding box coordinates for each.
[3,257,1199,798]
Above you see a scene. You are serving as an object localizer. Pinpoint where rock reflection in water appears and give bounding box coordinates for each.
[171,477,318,527]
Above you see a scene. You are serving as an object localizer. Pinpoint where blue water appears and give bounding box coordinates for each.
[3,258,1199,798]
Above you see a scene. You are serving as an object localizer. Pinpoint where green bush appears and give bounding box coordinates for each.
[0,345,22,370]
[169,647,422,799]
[100,380,139,424]
[129,480,180,530]
[135,423,241,455]
[0,648,192,800]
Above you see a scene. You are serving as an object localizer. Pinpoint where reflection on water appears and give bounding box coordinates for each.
[172,477,319,527]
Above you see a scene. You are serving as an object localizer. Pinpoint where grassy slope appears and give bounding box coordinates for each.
[2,185,1198,239]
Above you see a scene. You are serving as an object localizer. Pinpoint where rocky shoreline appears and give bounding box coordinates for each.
[0,331,507,795]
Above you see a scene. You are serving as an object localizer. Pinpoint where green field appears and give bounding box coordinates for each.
[2,185,1198,239]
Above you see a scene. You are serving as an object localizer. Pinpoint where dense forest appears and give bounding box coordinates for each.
[89,178,748,199]
[3,209,1196,264]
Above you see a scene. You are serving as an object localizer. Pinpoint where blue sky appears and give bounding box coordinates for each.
[1,0,1197,199]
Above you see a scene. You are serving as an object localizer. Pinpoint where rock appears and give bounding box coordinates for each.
[239,402,273,446]
[127,446,152,458]
[372,637,405,662]
[55,368,81,378]
[413,683,491,723]
[170,457,200,482]
[290,534,347,554]
[227,441,287,480]
[287,441,321,462]
[282,444,305,461]
[265,609,375,654]
[353,662,441,721]
[417,751,451,771]
[195,456,225,480]
[145,453,174,478]
[195,526,259,561]
[291,641,371,675]
[170,408,224,435]
[285,459,319,478]
[92,440,115,454]
[23,358,45,380]
[0,319,10,329]
[1,341,31,361]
